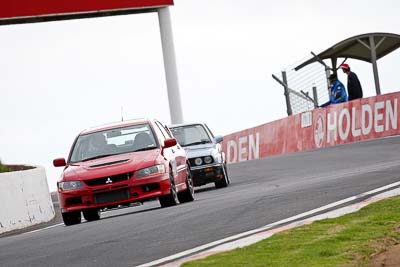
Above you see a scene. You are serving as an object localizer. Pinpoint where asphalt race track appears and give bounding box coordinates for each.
[1,136,400,267]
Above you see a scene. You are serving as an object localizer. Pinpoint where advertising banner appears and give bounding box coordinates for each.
[0,0,174,25]
[223,92,399,164]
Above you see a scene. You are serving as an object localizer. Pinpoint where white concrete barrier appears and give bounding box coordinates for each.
[0,166,55,234]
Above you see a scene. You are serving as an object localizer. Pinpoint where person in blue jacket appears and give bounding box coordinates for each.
[320,73,348,107]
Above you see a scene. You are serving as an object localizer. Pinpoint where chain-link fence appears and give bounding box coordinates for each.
[273,55,331,115]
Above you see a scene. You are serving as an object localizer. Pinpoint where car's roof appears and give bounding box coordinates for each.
[80,118,150,135]
[169,122,205,128]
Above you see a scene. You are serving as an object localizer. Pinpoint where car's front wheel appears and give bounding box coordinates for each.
[159,170,180,208]
[83,209,101,221]
[178,164,195,203]
[215,165,229,189]
[62,211,82,226]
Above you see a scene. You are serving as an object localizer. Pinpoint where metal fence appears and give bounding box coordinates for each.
[272,55,331,115]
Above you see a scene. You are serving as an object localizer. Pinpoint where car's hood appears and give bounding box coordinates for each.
[182,143,216,158]
[61,149,161,181]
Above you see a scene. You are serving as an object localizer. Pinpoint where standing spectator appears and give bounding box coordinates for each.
[341,63,363,100]
[320,73,348,107]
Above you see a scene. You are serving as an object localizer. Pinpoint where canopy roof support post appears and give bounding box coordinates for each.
[158,7,184,124]
[369,35,381,95]
[331,58,337,75]
[312,86,318,108]
[282,71,293,116]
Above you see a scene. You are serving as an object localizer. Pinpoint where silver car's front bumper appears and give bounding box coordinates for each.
[189,163,225,186]
[190,163,223,171]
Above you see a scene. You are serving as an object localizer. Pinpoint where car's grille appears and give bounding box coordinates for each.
[84,172,132,186]
[94,189,130,204]
[66,196,82,206]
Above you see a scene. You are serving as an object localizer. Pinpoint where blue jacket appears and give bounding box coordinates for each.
[320,80,348,107]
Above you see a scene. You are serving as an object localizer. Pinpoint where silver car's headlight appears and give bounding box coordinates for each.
[58,181,83,192]
[204,156,213,164]
[136,164,166,178]
[194,158,203,166]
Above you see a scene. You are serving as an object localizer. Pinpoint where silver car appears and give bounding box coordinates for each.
[169,123,229,189]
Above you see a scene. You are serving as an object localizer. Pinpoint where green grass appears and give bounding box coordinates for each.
[183,196,400,267]
[0,160,10,173]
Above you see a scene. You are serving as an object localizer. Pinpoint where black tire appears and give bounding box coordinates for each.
[215,165,229,189]
[159,170,179,208]
[62,211,82,226]
[178,164,195,203]
[83,209,101,221]
[224,163,230,184]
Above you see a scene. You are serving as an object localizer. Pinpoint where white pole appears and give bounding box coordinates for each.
[369,35,381,95]
[158,7,184,124]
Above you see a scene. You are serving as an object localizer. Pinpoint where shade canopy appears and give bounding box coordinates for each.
[295,33,400,70]
[294,33,400,95]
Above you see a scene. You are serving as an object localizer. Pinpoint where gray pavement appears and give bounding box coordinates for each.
[1,136,400,266]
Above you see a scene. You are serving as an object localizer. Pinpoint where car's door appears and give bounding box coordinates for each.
[154,121,186,186]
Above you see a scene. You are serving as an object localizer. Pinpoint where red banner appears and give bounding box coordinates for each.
[223,92,400,164]
[0,0,173,24]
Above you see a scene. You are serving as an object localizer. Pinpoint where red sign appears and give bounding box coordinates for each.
[0,0,174,25]
[222,92,400,164]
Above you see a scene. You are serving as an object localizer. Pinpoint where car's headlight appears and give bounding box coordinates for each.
[194,158,203,166]
[58,181,83,192]
[204,156,213,164]
[136,164,166,178]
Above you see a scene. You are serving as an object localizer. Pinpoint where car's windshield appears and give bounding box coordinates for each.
[69,123,158,163]
[170,124,211,147]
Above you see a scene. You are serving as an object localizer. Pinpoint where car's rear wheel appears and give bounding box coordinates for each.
[215,164,229,189]
[62,211,82,226]
[159,170,179,208]
[178,164,195,203]
[83,209,101,221]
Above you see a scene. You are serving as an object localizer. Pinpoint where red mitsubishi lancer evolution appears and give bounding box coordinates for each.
[53,119,194,226]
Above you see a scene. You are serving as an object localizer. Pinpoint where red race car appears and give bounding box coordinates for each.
[53,119,194,226]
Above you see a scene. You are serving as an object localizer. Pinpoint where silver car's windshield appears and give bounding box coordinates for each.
[170,125,211,147]
[69,124,158,163]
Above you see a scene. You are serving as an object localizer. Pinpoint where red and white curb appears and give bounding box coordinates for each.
[138,181,400,267]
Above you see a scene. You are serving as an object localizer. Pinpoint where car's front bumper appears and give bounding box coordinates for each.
[190,163,224,186]
[59,173,170,213]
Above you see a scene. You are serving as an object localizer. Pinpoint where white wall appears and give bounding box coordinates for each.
[0,167,55,234]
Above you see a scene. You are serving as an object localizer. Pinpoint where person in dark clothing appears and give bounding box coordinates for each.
[320,73,348,107]
[340,63,363,100]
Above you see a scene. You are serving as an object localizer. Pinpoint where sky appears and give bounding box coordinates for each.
[1,0,400,191]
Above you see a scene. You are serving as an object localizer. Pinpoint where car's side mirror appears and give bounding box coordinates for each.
[214,136,224,143]
[164,138,177,148]
[53,158,67,167]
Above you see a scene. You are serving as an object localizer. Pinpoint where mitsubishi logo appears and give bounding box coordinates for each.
[314,114,325,148]
[105,177,113,184]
